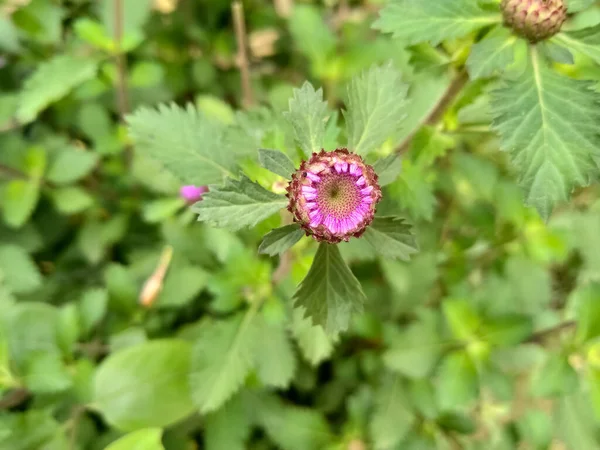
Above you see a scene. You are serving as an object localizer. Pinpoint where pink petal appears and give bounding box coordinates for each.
[302,186,317,193]
[349,164,358,175]
[356,176,366,187]
[334,163,343,173]
[305,202,318,210]
[361,186,374,195]
[304,192,317,201]
[306,172,321,183]
[341,162,348,173]
[362,196,374,204]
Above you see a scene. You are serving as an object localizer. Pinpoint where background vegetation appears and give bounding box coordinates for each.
[2,0,600,449]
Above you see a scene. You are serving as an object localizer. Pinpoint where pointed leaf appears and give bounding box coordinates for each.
[189,314,257,413]
[104,428,164,450]
[344,64,409,156]
[556,25,600,65]
[283,82,329,157]
[491,50,600,219]
[363,216,418,261]
[373,0,500,46]
[258,149,296,179]
[204,395,251,450]
[253,315,297,388]
[17,54,99,124]
[193,176,287,231]
[127,103,235,185]
[467,27,518,79]
[293,243,366,335]
[94,340,195,431]
[258,224,304,256]
[372,154,403,186]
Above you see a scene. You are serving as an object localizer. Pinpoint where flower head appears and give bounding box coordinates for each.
[501,0,567,43]
[287,149,382,243]
[180,185,207,203]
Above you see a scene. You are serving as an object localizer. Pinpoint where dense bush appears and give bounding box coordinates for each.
[2,0,600,449]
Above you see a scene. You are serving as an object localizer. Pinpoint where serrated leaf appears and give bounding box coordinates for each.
[467,27,518,79]
[291,308,334,366]
[94,339,195,430]
[254,394,333,450]
[253,315,297,388]
[363,216,418,261]
[539,41,574,65]
[369,377,414,450]
[204,395,251,450]
[373,154,403,186]
[491,50,600,219]
[104,428,164,450]
[17,54,99,124]
[293,243,366,335]
[189,314,257,413]
[373,0,500,46]
[258,224,304,256]
[556,25,600,65]
[127,103,235,185]
[258,149,296,179]
[344,64,408,156]
[283,82,329,157]
[194,176,287,231]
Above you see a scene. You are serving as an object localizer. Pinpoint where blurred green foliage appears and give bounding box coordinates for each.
[1,0,600,449]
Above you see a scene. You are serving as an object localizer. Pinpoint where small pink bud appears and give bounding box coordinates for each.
[180,185,207,203]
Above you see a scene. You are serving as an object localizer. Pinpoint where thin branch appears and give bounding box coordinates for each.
[232,1,254,108]
[526,320,577,344]
[396,69,469,154]
[113,0,129,119]
[272,211,294,286]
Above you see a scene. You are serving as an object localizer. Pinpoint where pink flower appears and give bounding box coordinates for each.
[286,149,382,243]
[180,185,207,203]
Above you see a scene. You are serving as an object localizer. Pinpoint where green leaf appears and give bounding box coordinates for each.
[293,243,366,335]
[363,216,418,261]
[254,394,333,450]
[373,0,500,46]
[437,412,477,435]
[530,354,578,398]
[288,5,336,68]
[189,314,257,413]
[46,149,98,185]
[104,428,164,450]
[556,25,600,65]
[436,351,479,410]
[51,187,94,214]
[0,245,42,295]
[79,288,108,334]
[23,351,72,394]
[467,27,518,79]
[491,49,600,219]
[252,313,297,388]
[539,40,574,65]
[258,149,296,179]
[291,308,334,366]
[258,224,304,256]
[127,103,236,185]
[283,82,329,158]
[383,312,441,379]
[2,180,40,229]
[0,17,20,53]
[344,63,409,156]
[17,54,99,124]
[482,315,533,347]
[94,339,195,431]
[565,0,596,13]
[141,198,185,223]
[204,395,251,450]
[573,283,600,344]
[193,176,287,231]
[443,299,481,341]
[369,377,414,449]
[372,154,403,186]
[555,394,600,450]
[158,262,208,307]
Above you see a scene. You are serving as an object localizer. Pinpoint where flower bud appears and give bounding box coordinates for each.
[501,0,567,43]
